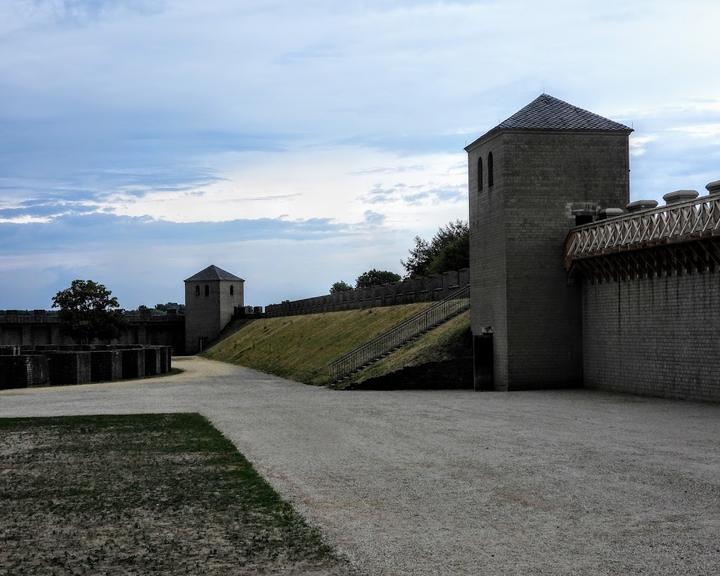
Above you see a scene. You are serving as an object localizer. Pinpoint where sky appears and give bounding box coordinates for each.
[1,0,719,309]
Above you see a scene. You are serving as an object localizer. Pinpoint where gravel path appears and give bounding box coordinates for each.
[1,357,719,576]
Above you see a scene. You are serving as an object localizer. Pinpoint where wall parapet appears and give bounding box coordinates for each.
[265,268,469,317]
[565,193,720,269]
[0,310,184,324]
[0,311,185,353]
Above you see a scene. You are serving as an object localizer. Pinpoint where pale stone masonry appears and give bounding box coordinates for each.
[582,273,720,402]
[468,93,720,401]
[265,269,469,317]
[466,94,631,391]
[184,264,245,354]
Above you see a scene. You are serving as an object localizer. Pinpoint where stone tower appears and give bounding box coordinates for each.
[466,94,632,390]
[184,265,244,354]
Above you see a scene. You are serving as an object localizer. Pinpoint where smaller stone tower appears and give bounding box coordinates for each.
[184,265,244,354]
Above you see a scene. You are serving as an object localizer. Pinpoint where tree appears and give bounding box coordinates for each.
[330,281,353,294]
[355,269,402,289]
[401,220,469,277]
[51,280,126,344]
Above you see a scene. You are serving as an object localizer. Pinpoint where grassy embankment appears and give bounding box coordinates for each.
[0,413,350,575]
[347,310,470,387]
[204,303,471,387]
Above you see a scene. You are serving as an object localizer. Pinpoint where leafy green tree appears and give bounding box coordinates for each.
[330,281,353,294]
[402,220,469,277]
[51,280,126,344]
[355,269,402,289]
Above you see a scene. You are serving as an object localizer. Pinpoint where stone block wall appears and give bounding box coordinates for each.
[0,311,185,353]
[0,355,49,388]
[48,352,92,386]
[265,268,469,317]
[468,130,630,391]
[582,272,720,402]
[0,345,172,389]
[91,350,123,382]
[121,349,146,379]
[144,347,161,376]
[184,278,244,354]
[468,132,510,387]
[161,347,171,372]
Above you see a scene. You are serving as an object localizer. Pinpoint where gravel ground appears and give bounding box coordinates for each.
[1,356,719,576]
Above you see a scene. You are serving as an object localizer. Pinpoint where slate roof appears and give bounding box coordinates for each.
[184,265,244,282]
[466,94,632,150]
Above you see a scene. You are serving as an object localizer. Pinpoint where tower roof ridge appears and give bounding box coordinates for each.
[184,265,244,282]
[466,93,632,150]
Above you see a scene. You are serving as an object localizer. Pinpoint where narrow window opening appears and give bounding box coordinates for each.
[230,285,234,296]
[477,157,483,192]
[488,152,494,187]
[204,285,210,297]
[195,285,200,297]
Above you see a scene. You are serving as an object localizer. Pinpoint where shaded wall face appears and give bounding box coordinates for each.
[0,317,184,353]
[218,281,244,334]
[583,273,720,402]
[469,131,630,390]
[185,281,220,354]
[468,135,509,388]
[184,280,244,354]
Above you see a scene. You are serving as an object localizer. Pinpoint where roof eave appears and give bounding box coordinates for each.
[184,276,245,282]
[464,126,634,153]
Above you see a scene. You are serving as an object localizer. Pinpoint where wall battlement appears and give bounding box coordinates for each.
[265,268,469,317]
[0,310,185,353]
[565,191,720,278]
[561,183,720,402]
[0,309,183,323]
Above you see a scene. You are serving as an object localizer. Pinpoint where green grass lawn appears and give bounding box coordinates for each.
[0,414,351,576]
[203,303,432,385]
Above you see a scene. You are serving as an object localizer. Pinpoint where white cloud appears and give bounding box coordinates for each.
[363,210,385,226]
[2,0,720,307]
[629,135,657,157]
[0,215,52,224]
[669,123,720,140]
[103,146,467,230]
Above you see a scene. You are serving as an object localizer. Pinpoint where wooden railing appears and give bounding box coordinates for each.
[565,194,720,269]
[329,285,470,382]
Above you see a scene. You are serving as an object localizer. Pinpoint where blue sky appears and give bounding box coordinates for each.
[1,0,719,309]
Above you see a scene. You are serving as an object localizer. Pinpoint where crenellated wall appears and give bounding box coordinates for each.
[567,188,720,402]
[0,310,185,353]
[265,269,469,317]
